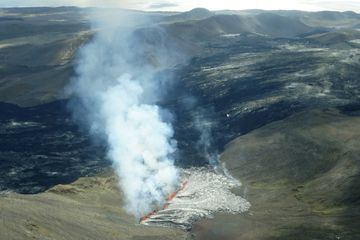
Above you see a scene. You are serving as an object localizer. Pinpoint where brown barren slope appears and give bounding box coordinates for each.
[0,171,188,240]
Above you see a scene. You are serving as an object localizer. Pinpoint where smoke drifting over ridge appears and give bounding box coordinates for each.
[68,10,185,218]
[194,109,219,166]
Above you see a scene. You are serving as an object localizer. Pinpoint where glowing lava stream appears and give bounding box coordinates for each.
[140,181,188,223]
[139,168,251,230]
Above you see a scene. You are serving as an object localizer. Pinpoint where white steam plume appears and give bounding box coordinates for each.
[68,10,182,218]
[194,112,219,166]
[182,96,219,166]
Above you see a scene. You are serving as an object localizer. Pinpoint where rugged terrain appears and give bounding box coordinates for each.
[0,7,359,240]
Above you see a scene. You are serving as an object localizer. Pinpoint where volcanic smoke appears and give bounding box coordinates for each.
[68,9,181,218]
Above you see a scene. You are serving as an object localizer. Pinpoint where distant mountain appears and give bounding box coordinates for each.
[0,7,358,108]
[163,8,213,22]
[164,13,314,41]
[273,10,360,29]
[308,10,359,21]
[215,9,360,29]
[254,12,313,37]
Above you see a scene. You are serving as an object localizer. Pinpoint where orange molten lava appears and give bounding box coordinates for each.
[140,181,188,223]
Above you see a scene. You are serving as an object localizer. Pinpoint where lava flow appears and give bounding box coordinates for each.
[140,181,188,223]
[138,168,251,230]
